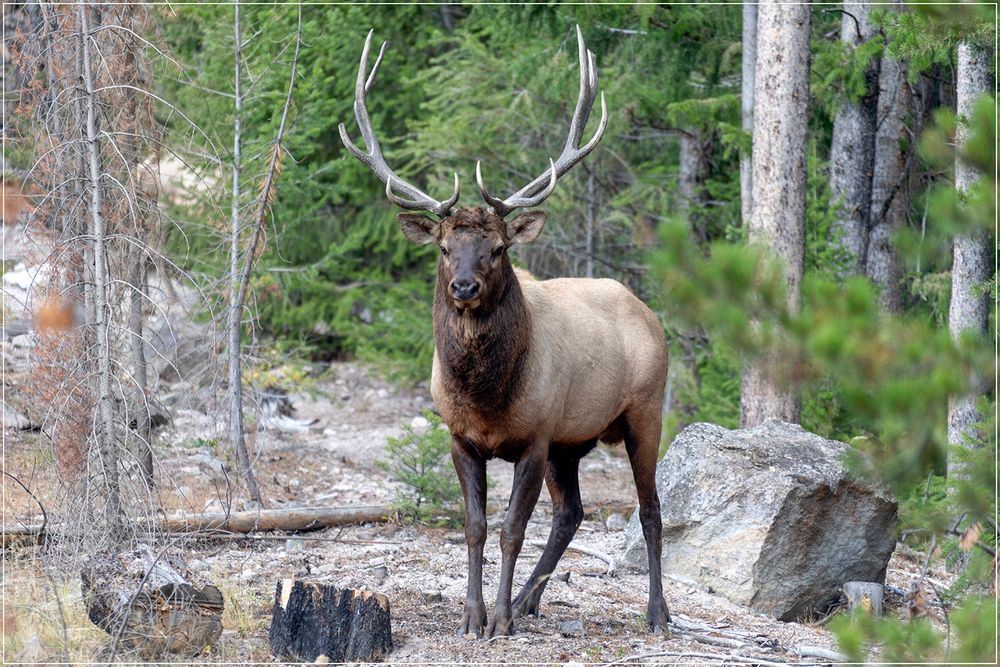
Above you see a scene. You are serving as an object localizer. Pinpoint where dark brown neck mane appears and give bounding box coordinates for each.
[433,258,530,416]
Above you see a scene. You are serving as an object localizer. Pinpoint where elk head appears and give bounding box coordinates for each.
[339,26,607,311]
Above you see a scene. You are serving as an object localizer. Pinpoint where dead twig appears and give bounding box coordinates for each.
[600,649,793,667]
[526,539,617,575]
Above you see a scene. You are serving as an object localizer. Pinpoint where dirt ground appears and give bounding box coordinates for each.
[2,360,954,664]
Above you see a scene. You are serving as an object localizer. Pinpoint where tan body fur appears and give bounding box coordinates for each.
[431,268,668,460]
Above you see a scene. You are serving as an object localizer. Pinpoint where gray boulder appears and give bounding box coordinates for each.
[623,420,896,621]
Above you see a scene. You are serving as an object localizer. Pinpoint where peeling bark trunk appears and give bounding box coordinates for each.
[739,1,810,427]
[866,47,910,313]
[947,42,994,473]
[828,2,880,275]
[740,3,757,229]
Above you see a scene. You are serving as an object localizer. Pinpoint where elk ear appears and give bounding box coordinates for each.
[396,213,439,245]
[506,211,547,244]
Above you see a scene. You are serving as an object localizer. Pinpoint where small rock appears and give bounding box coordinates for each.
[285,539,305,552]
[558,620,584,638]
[372,566,389,585]
[410,415,429,430]
[376,388,388,399]
[605,512,627,531]
[10,334,33,348]
[421,590,442,604]
[243,499,262,512]
[191,452,225,475]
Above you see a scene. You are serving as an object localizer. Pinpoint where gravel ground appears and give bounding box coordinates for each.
[3,360,953,664]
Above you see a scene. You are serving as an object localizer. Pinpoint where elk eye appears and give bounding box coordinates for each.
[440,245,449,256]
[491,246,504,258]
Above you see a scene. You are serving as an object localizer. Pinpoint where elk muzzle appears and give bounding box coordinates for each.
[450,276,482,303]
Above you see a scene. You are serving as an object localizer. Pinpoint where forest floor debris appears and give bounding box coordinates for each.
[3,361,955,663]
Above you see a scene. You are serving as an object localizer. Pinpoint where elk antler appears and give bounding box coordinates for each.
[476,25,608,219]
[338,30,460,217]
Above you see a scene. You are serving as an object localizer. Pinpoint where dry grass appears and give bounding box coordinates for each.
[1,552,106,663]
[1,550,278,663]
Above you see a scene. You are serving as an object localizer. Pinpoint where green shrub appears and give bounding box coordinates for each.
[378,411,462,526]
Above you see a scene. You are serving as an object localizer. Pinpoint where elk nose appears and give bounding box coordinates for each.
[450,278,480,302]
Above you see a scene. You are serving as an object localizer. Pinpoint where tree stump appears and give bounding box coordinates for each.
[269,579,392,663]
[81,547,224,659]
[843,581,884,616]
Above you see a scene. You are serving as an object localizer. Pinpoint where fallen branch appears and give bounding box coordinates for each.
[796,645,847,662]
[600,649,793,667]
[671,614,754,639]
[526,539,617,575]
[2,505,394,545]
[681,632,749,650]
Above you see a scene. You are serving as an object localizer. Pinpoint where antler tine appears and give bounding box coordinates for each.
[339,30,460,217]
[480,25,608,217]
[503,159,557,211]
[476,161,507,216]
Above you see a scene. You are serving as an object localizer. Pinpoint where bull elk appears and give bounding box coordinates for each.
[340,26,670,638]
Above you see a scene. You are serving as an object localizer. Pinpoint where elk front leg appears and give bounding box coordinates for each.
[452,438,488,637]
[487,443,548,638]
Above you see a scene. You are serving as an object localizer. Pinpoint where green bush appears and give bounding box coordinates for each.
[378,411,462,526]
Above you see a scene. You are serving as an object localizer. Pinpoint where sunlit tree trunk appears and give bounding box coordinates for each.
[947,42,994,474]
[739,1,810,427]
[828,2,879,275]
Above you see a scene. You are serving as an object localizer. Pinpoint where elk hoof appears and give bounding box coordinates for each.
[486,612,513,638]
[647,600,671,635]
[457,604,487,638]
[512,594,541,619]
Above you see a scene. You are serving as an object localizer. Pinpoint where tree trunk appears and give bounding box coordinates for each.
[227,0,263,504]
[129,255,153,489]
[947,42,994,473]
[739,1,811,427]
[866,28,910,313]
[79,2,123,538]
[678,128,714,245]
[828,2,880,275]
[740,3,757,229]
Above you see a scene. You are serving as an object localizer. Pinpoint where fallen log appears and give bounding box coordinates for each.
[2,504,394,548]
[269,579,392,662]
[155,504,392,533]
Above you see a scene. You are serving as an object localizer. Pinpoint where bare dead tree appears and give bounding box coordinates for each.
[226,1,302,505]
[11,1,168,547]
[79,0,124,537]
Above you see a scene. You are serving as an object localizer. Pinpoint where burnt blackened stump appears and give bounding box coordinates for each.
[269,579,392,662]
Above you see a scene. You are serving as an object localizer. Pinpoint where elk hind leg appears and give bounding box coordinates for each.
[624,406,671,633]
[512,452,585,618]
